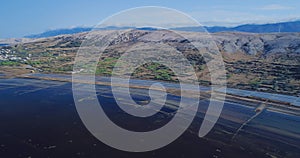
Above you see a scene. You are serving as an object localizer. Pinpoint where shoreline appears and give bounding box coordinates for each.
[10,72,299,116]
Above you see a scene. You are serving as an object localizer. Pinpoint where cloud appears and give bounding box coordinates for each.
[259,4,294,10]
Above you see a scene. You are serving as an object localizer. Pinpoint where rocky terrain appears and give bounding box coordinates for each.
[0,30,299,96]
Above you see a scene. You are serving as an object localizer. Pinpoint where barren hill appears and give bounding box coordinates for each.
[1,30,299,96]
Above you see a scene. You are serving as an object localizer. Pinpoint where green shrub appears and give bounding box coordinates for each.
[0,61,20,66]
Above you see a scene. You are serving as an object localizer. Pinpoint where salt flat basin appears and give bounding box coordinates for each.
[0,77,299,157]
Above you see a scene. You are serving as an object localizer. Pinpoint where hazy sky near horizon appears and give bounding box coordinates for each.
[1,0,300,38]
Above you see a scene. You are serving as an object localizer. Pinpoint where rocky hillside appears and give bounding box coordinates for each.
[214,32,300,59]
[1,30,299,96]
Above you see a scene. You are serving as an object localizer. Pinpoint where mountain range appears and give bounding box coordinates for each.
[24,20,300,38]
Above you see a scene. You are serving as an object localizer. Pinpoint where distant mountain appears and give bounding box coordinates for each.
[25,27,93,38]
[24,20,300,38]
[173,20,300,33]
[24,26,137,38]
[229,20,300,33]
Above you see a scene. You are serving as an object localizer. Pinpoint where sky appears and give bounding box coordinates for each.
[1,0,300,38]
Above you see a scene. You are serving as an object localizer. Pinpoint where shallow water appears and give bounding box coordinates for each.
[0,78,299,158]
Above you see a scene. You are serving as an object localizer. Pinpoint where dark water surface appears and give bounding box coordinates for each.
[0,78,299,158]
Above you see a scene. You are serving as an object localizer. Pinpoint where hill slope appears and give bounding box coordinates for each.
[2,30,300,96]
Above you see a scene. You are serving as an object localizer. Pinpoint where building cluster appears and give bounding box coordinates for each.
[0,49,31,62]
